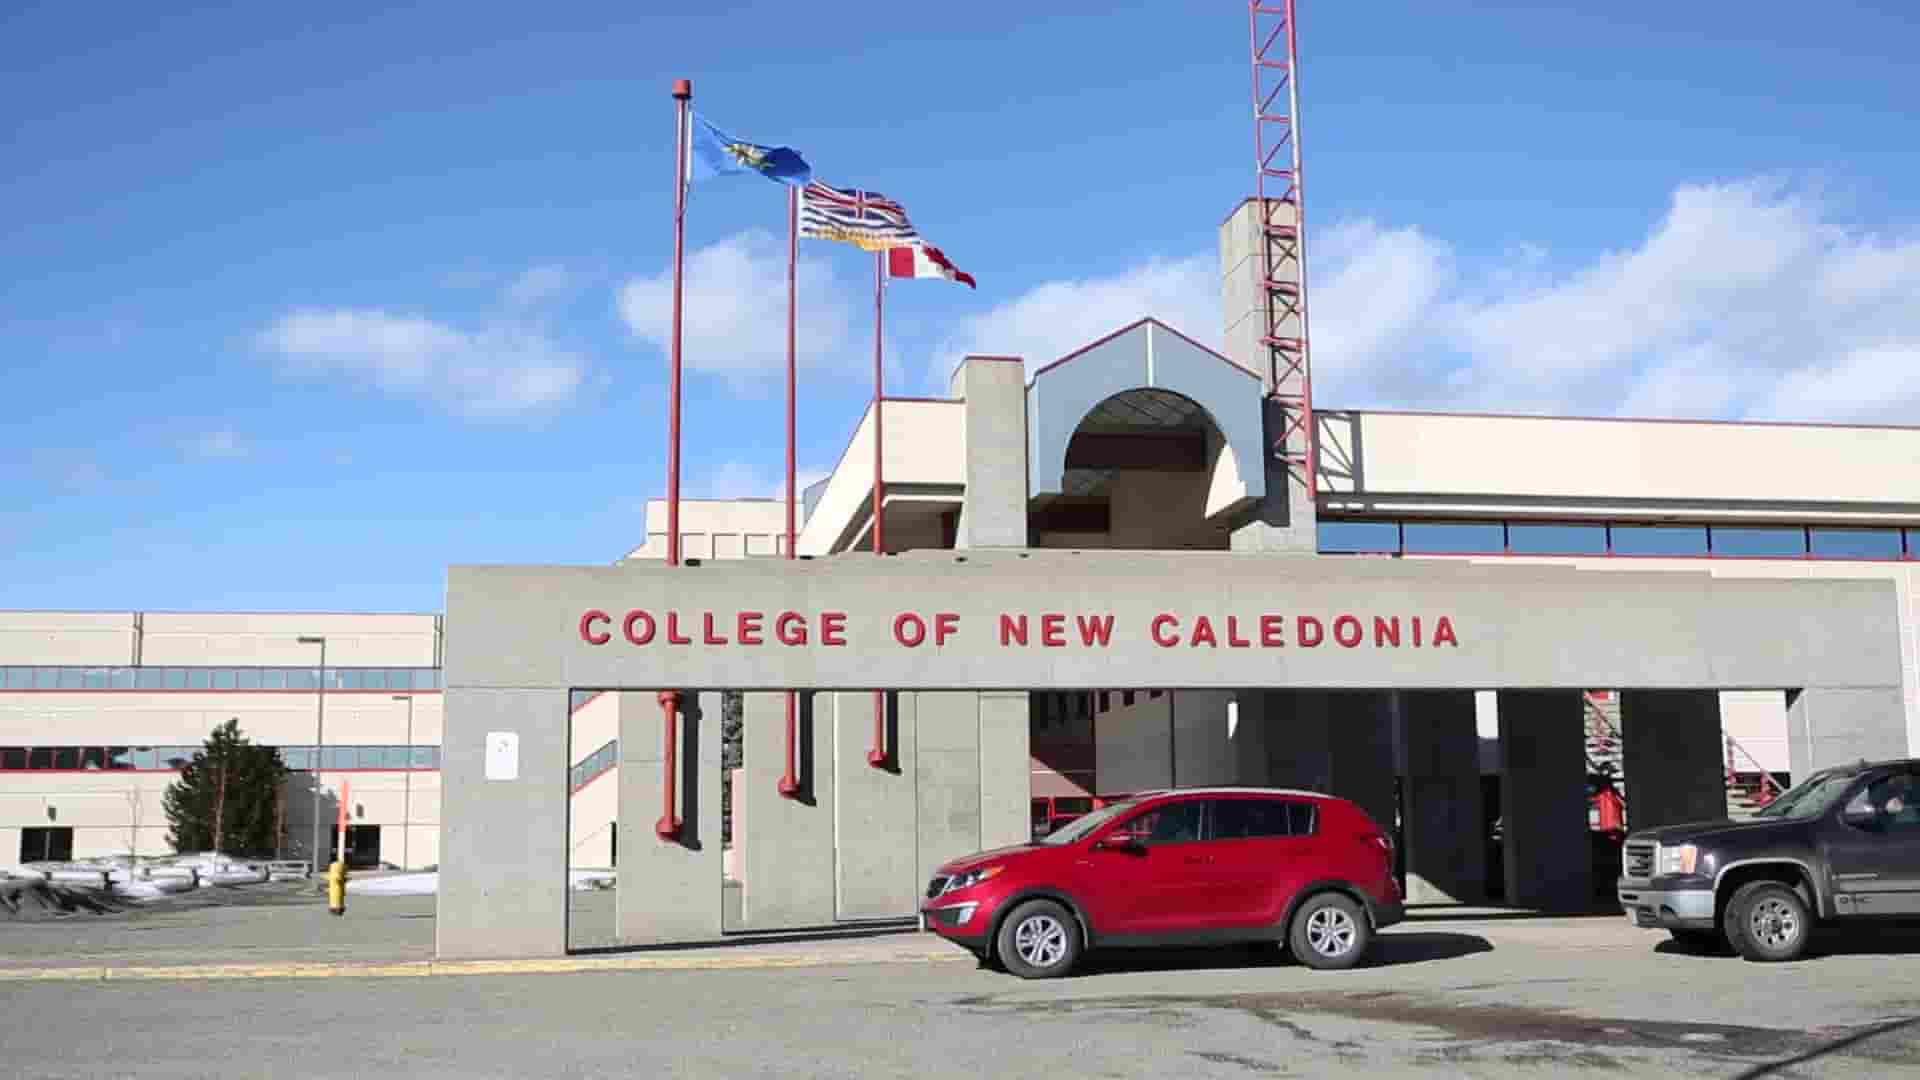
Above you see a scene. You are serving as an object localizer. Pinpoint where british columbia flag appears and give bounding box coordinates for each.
[799,182,922,251]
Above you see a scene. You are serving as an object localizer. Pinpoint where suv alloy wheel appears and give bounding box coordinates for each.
[995,899,1082,979]
[1288,892,1371,971]
[1722,880,1811,962]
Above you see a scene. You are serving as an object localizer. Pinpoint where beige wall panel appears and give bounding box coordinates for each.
[0,613,136,665]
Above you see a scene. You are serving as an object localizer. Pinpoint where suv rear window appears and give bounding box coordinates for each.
[1210,798,1316,839]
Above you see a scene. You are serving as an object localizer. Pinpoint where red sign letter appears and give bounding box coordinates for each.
[999,614,1028,647]
[1260,615,1285,647]
[666,611,692,645]
[623,610,656,646]
[580,609,611,646]
[1298,616,1324,647]
[775,611,808,646]
[1041,614,1066,648]
[1333,615,1363,648]
[703,612,730,646]
[1075,615,1114,647]
[1190,616,1218,648]
[737,611,764,646]
[1374,616,1401,648]
[1150,614,1180,647]
[934,612,960,646]
[893,612,927,647]
[820,612,848,646]
[1433,616,1459,647]
[1226,616,1250,648]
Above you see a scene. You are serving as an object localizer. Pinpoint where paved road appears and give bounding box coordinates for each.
[4,914,1920,1077]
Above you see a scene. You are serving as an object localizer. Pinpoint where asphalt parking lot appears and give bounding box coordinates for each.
[2,897,1919,1078]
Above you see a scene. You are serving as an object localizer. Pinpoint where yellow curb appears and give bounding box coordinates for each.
[0,947,967,984]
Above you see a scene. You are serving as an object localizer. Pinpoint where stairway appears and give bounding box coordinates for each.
[1582,692,1625,813]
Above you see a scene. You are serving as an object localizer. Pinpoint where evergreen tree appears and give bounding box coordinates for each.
[720,691,744,846]
[162,719,288,856]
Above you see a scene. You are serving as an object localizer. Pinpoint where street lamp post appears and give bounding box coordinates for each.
[391,694,414,870]
[297,635,327,873]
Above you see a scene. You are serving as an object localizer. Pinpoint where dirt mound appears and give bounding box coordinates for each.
[0,880,134,921]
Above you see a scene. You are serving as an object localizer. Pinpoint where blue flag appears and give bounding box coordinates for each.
[689,114,812,187]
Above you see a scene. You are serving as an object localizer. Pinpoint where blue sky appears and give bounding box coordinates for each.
[4,1,1918,613]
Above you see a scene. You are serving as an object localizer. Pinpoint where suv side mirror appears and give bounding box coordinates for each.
[1841,803,1882,830]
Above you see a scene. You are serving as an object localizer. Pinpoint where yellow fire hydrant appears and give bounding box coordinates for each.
[326,859,348,917]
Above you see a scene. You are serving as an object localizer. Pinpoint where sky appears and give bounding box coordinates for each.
[4,1,1918,614]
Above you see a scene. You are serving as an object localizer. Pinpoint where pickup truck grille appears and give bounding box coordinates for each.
[1624,842,1655,879]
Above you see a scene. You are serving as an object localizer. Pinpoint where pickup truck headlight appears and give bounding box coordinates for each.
[944,866,1003,893]
[1656,843,1699,876]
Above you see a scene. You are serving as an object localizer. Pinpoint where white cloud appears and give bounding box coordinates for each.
[618,230,858,387]
[930,255,1217,389]
[934,178,1920,424]
[259,309,586,418]
[505,264,573,308]
[698,460,831,500]
[187,429,247,459]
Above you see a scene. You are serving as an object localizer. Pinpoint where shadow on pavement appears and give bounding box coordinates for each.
[1403,906,1623,923]
[569,921,921,957]
[1069,931,1492,977]
[1731,1014,1920,1079]
[1654,925,1920,960]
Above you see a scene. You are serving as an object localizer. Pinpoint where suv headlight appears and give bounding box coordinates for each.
[1656,844,1699,876]
[944,866,1003,893]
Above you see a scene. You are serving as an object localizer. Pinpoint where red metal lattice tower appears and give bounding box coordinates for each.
[1249,0,1316,494]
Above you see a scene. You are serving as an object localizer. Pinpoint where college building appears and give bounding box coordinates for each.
[5,203,1917,961]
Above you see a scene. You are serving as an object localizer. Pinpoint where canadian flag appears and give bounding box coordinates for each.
[887,243,976,288]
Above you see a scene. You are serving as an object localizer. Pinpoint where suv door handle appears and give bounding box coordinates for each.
[1183,855,1214,865]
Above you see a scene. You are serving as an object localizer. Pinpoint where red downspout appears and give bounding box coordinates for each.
[656,76,692,841]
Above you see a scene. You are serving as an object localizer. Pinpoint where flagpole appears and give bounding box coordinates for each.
[869,248,887,768]
[779,184,801,799]
[657,77,692,841]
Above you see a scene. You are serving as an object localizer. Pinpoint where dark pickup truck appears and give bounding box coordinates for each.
[1617,758,1920,961]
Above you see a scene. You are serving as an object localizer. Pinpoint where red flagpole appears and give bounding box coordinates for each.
[780,185,802,798]
[869,248,887,768]
[657,77,692,840]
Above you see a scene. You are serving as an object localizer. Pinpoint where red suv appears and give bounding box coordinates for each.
[921,787,1403,978]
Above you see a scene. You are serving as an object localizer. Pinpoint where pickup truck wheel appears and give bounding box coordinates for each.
[994,899,1081,979]
[1723,881,1811,962]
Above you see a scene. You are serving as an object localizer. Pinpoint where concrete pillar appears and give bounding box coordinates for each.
[1497,690,1591,911]
[1327,691,1398,835]
[1399,691,1485,904]
[616,690,723,943]
[1621,690,1725,830]
[1230,690,1277,786]
[436,687,568,960]
[978,691,1031,849]
[832,691,919,920]
[914,692,983,890]
[1265,690,1332,792]
[1786,686,1909,778]
[1172,690,1237,787]
[1221,199,1315,554]
[949,356,1029,548]
[739,692,835,931]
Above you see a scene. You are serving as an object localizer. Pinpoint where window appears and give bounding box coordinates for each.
[287,668,318,691]
[135,668,163,689]
[20,827,73,863]
[1318,520,1401,554]
[129,747,158,770]
[58,668,84,689]
[52,747,80,770]
[281,747,313,771]
[1810,528,1902,560]
[4,667,30,689]
[34,668,58,689]
[187,670,211,690]
[110,668,134,689]
[160,747,194,769]
[1402,521,1505,554]
[82,668,109,690]
[1710,527,1806,557]
[0,748,24,770]
[339,670,364,691]
[1209,798,1314,839]
[164,669,188,690]
[1507,522,1607,555]
[261,668,287,690]
[1610,525,1709,556]
[1851,771,1920,831]
[80,747,106,770]
[416,669,441,690]
[235,669,262,690]
[211,669,236,690]
[1116,800,1204,845]
[361,670,387,690]
[106,747,134,770]
[412,746,437,769]
[380,747,411,769]
[28,748,55,769]
[323,746,357,770]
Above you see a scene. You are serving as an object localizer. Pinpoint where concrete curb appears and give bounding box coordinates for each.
[0,947,969,984]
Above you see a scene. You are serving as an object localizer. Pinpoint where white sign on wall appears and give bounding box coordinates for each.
[485,732,519,781]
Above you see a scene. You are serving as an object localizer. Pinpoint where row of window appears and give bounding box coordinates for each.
[0,745,441,772]
[1114,798,1319,843]
[570,740,618,792]
[1319,520,1917,560]
[0,666,442,692]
